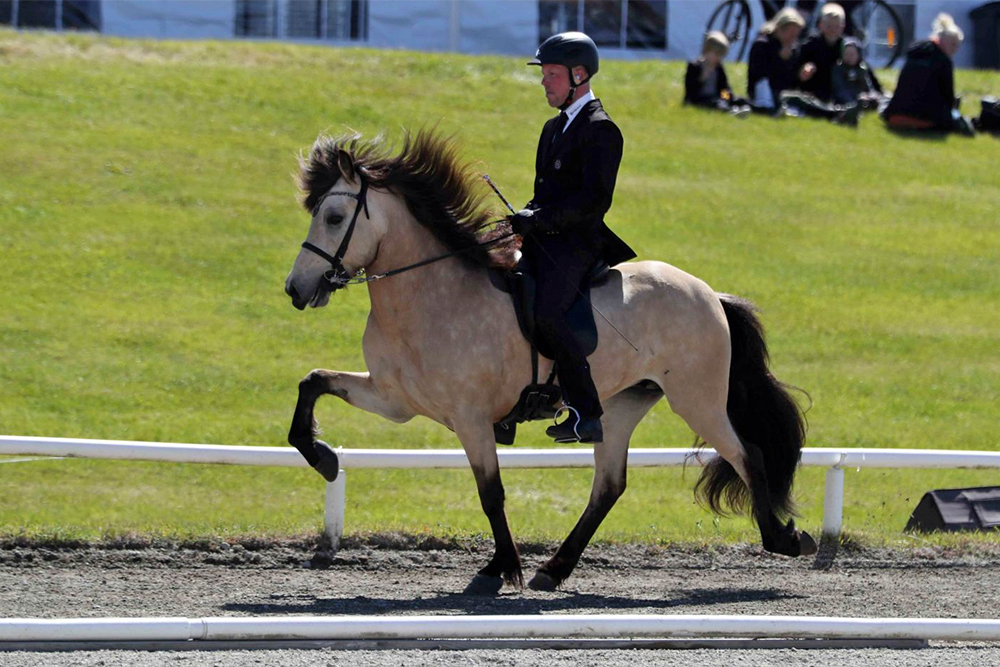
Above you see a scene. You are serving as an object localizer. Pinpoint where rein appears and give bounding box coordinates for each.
[300,169,514,291]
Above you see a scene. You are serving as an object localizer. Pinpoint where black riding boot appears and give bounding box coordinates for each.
[546,362,603,443]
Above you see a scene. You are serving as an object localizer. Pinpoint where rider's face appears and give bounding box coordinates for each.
[541,64,571,108]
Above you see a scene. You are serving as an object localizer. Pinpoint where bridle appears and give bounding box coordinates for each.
[300,168,513,293]
[300,169,372,292]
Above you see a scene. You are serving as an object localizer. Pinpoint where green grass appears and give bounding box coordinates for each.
[1,30,998,548]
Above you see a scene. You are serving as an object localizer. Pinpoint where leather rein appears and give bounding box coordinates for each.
[300,169,514,292]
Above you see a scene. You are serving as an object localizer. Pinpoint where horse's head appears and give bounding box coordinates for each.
[286,130,518,310]
[285,140,386,310]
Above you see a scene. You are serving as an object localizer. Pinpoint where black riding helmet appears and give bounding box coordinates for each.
[528,32,600,109]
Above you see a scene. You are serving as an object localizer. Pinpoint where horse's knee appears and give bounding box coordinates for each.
[299,370,347,401]
[299,370,326,395]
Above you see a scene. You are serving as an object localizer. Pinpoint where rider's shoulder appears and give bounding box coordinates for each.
[583,101,622,138]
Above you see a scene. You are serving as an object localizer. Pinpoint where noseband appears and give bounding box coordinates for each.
[300,169,371,292]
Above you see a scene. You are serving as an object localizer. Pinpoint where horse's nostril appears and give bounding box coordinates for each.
[286,283,300,301]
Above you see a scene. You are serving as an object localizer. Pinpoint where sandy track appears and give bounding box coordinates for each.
[1,537,999,666]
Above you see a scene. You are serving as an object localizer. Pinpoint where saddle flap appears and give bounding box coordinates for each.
[490,262,604,359]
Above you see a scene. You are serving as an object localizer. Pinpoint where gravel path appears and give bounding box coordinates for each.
[1,536,999,666]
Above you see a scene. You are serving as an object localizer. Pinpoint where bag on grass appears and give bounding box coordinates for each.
[974,97,1000,134]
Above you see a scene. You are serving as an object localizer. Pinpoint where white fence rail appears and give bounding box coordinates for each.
[3,436,1000,548]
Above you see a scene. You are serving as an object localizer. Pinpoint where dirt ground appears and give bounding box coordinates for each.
[1,536,999,666]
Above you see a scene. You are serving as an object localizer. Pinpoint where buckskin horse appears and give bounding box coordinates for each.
[283,129,815,595]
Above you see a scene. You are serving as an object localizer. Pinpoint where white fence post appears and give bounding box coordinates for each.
[323,472,346,552]
[822,466,845,539]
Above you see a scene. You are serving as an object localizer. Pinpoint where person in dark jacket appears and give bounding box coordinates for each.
[684,31,751,116]
[831,37,885,109]
[747,7,806,110]
[748,7,859,124]
[797,3,847,102]
[882,13,974,135]
[509,32,636,444]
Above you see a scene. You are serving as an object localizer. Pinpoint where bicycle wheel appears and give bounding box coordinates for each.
[706,0,754,61]
[851,0,905,68]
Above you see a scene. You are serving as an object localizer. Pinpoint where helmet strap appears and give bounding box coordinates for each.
[559,67,591,110]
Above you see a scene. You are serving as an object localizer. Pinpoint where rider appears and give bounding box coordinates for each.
[510,32,636,444]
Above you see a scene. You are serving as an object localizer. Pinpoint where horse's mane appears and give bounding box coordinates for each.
[298,129,516,269]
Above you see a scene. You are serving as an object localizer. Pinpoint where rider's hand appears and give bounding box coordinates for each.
[510,209,536,237]
[799,62,816,82]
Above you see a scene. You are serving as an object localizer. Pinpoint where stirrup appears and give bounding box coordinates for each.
[551,405,583,441]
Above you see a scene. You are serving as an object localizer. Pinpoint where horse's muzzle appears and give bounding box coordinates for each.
[285,282,308,311]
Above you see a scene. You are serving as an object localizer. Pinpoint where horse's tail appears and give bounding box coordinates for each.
[694,293,806,520]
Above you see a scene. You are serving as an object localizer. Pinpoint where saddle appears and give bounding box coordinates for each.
[487,259,610,445]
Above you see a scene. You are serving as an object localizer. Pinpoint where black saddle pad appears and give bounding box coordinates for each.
[489,261,608,359]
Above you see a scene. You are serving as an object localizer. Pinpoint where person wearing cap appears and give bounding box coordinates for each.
[831,37,884,109]
[508,31,635,444]
[797,3,847,103]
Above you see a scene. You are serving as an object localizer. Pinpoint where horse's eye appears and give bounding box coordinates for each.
[325,212,344,226]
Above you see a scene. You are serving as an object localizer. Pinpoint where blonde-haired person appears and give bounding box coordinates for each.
[746,8,858,125]
[747,8,807,110]
[684,31,751,117]
[798,3,847,102]
[882,13,974,135]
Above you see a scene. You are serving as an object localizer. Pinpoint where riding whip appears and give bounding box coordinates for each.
[483,175,640,354]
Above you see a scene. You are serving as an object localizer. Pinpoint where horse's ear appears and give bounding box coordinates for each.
[337,149,356,183]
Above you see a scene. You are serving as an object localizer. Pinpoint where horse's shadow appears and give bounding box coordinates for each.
[221,587,804,616]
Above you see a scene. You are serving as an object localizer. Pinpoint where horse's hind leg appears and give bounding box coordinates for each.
[288,370,413,481]
[671,396,816,558]
[529,382,663,591]
[455,420,523,595]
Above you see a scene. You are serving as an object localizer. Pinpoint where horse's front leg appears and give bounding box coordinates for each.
[529,384,662,591]
[455,421,523,596]
[288,369,413,481]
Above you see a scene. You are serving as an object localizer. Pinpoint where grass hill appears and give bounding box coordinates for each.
[1,30,998,545]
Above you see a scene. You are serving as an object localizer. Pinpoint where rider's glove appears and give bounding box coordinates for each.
[510,209,536,237]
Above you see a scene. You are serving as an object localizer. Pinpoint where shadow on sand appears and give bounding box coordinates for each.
[221,586,806,616]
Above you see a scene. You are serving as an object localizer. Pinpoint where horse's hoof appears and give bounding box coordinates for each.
[312,440,339,482]
[528,571,559,592]
[798,530,818,556]
[463,574,503,596]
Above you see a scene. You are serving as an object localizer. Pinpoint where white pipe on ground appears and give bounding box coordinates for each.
[2,614,1000,643]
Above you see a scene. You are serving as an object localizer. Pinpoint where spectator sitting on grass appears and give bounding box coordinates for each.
[831,37,885,109]
[684,31,751,117]
[798,3,847,103]
[747,7,806,111]
[748,8,859,125]
[881,13,975,136]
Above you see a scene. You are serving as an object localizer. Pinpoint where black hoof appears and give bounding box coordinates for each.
[763,520,817,557]
[799,530,818,556]
[463,574,503,596]
[312,440,339,482]
[527,571,559,592]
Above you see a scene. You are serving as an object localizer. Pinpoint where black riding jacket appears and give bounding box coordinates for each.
[526,98,636,267]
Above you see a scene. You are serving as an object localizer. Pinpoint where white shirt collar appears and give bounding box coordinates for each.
[561,89,596,132]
